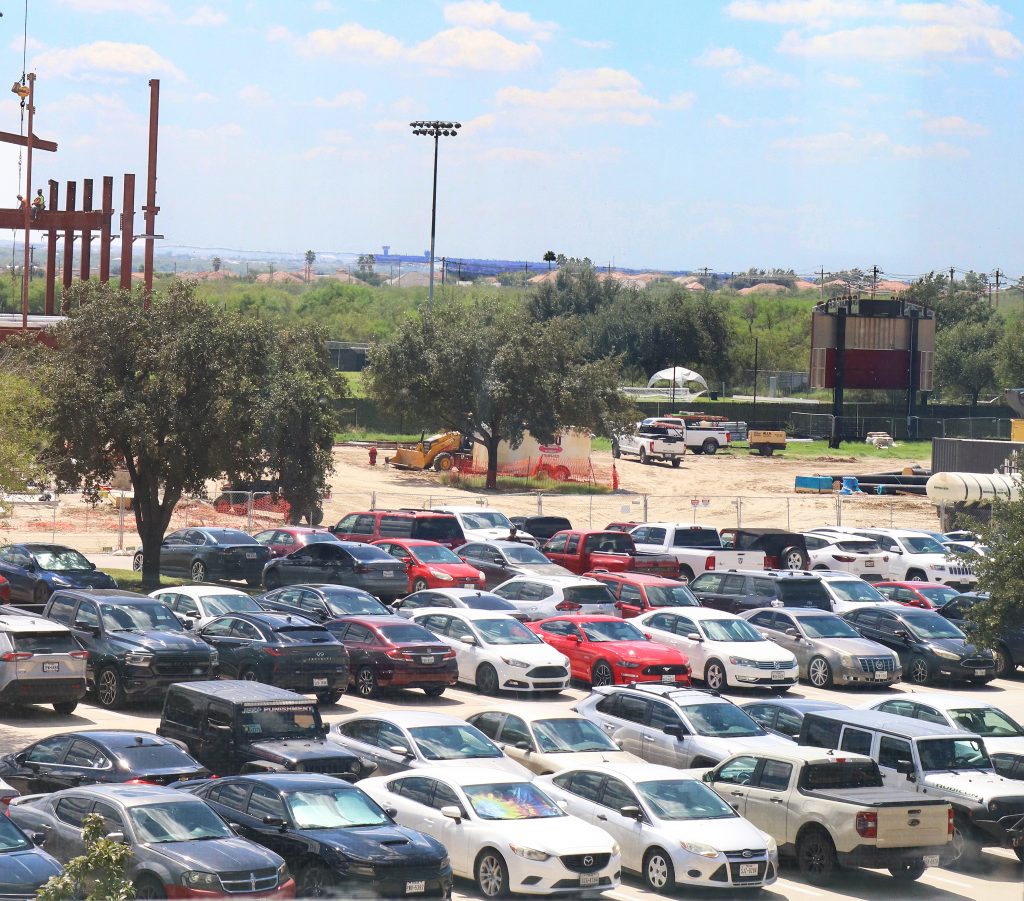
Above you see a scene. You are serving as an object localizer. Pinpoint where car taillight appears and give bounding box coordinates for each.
[948,808,954,836]
[832,554,857,562]
[726,432,731,442]
[705,556,715,572]
[385,647,408,659]
[441,650,456,660]
[70,651,88,660]
[649,441,655,452]
[855,811,877,838]
[125,779,157,786]
[556,601,582,612]
[262,647,282,656]
[354,564,369,574]
[0,653,32,662]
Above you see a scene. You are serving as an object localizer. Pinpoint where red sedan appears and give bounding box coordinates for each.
[372,539,485,593]
[252,526,339,559]
[527,614,690,687]
[874,581,962,610]
[0,574,9,603]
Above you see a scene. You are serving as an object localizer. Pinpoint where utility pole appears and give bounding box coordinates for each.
[994,269,1003,309]
[441,256,446,286]
[870,264,880,299]
[21,73,36,329]
[819,266,825,303]
[948,267,955,298]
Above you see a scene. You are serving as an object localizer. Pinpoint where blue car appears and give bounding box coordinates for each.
[0,810,62,895]
[132,528,271,585]
[0,544,116,609]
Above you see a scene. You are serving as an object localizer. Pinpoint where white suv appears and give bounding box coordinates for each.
[852,529,976,588]
[431,506,537,545]
[803,532,889,580]
[492,575,618,620]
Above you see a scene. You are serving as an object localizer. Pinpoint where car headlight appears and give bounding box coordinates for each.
[50,576,70,587]
[348,863,376,876]
[276,863,290,884]
[510,844,551,861]
[611,842,620,856]
[932,565,946,572]
[182,871,219,889]
[475,571,485,580]
[209,650,219,666]
[561,656,571,667]
[935,648,960,660]
[617,661,640,668]
[680,841,720,859]
[439,856,451,870]
[501,657,530,668]
[124,651,154,667]
[766,835,778,856]
[429,569,454,581]
[840,654,856,668]
[729,657,756,667]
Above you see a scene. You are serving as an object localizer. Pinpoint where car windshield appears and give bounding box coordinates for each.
[323,590,388,615]
[101,602,183,633]
[949,708,1024,738]
[31,548,92,571]
[801,762,883,789]
[917,587,960,607]
[829,581,886,602]
[206,530,257,545]
[130,802,232,843]
[563,585,615,604]
[503,545,549,564]
[637,779,736,820]
[463,511,513,530]
[903,613,965,640]
[239,705,322,740]
[285,788,390,830]
[700,618,762,643]
[531,718,618,753]
[474,619,540,645]
[580,620,645,642]
[203,595,261,616]
[347,545,395,562]
[0,816,31,852]
[464,783,563,820]
[798,616,861,639]
[679,703,763,738]
[902,536,946,554]
[411,545,462,564]
[409,725,503,761]
[918,737,991,771]
[114,742,198,769]
[645,585,699,607]
[378,623,436,644]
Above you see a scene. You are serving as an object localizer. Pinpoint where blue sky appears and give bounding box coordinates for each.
[3,0,1022,275]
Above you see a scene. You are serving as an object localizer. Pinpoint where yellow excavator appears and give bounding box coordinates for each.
[386,431,473,471]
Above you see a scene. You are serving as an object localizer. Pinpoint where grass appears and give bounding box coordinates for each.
[335,429,423,444]
[751,439,932,462]
[108,568,194,594]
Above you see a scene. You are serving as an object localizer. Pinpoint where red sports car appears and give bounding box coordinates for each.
[252,526,339,559]
[874,581,962,610]
[372,538,486,593]
[527,614,690,687]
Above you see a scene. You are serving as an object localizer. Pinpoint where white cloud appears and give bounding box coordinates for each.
[267,25,294,43]
[772,129,969,160]
[459,113,497,136]
[310,90,368,109]
[184,5,228,26]
[296,146,339,161]
[779,23,1024,60]
[32,41,184,81]
[304,23,404,59]
[694,46,745,68]
[9,36,43,53]
[239,84,273,106]
[694,45,797,87]
[193,91,216,103]
[726,0,872,27]
[908,111,989,136]
[312,0,333,10]
[443,1,557,40]
[57,0,172,16]
[826,72,861,88]
[319,128,352,144]
[573,38,614,50]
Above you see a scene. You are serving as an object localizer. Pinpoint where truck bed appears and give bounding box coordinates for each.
[805,787,947,808]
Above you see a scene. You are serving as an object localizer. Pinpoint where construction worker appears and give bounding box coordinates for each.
[16,194,26,211]
[31,189,44,219]
[368,446,378,466]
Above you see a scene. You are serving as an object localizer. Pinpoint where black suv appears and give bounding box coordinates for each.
[688,570,832,614]
[157,681,373,779]
[43,589,218,709]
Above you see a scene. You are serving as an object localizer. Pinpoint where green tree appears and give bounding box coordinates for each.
[364,298,635,488]
[934,318,1001,411]
[528,258,619,320]
[211,256,222,273]
[0,345,48,516]
[543,250,556,270]
[304,249,316,284]
[996,311,1024,387]
[37,813,134,901]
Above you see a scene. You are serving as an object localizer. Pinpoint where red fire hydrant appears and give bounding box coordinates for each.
[368,446,378,466]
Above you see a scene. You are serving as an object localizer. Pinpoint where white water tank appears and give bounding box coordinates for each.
[926,471,1020,505]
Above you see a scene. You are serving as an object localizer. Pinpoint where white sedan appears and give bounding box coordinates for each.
[409,609,570,694]
[538,762,778,891]
[359,765,621,898]
[147,585,263,628]
[634,607,798,691]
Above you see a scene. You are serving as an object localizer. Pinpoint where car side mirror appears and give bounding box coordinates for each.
[686,633,703,642]
[105,832,127,844]
[31,832,46,846]
[619,805,642,821]
[491,555,504,565]
[701,771,713,783]
[88,562,96,571]
[891,548,903,555]
[574,635,584,643]
[513,741,531,752]
[75,622,99,636]
[785,628,799,637]
[391,599,404,609]
[896,760,915,776]
[662,724,687,739]
[209,722,232,737]
[389,745,413,758]
[440,805,462,823]
[895,629,911,640]
[181,620,193,631]
[261,816,285,830]
[643,633,652,640]
[384,806,397,819]
[459,635,477,646]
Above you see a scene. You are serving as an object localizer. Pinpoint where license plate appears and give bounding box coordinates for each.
[771,671,785,681]
[246,552,257,559]
[405,881,425,894]
[974,669,987,676]
[865,561,874,567]
[421,657,434,664]
[42,662,59,672]
[874,670,888,680]
[579,874,599,887]
[193,667,204,675]
[923,855,939,868]
[661,674,676,682]
[313,678,328,687]
[739,864,759,877]
[382,571,395,578]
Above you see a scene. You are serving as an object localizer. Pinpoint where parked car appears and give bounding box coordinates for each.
[539,762,778,891]
[157,681,369,779]
[328,711,530,777]
[185,772,453,900]
[0,543,116,608]
[131,527,271,585]
[867,695,1024,755]
[740,698,849,739]
[803,531,889,579]
[0,573,9,603]
[373,538,486,592]
[835,528,976,588]
[44,590,218,709]
[841,603,996,685]
[719,528,810,570]
[585,571,699,618]
[410,609,570,694]
[992,751,1024,781]
[330,510,465,550]
[359,766,621,898]
[541,530,679,578]
[324,615,458,698]
[814,572,891,614]
[633,607,798,691]
[509,515,572,542]
[7,784,295,899]
[394,587,524,620]
[258,583,392,620]
[688,569,831,614]
[0,612,87,714]
[252,525,339,559]
[742,607,902,688]
[196,611,349,705]
[0,814,62,896]
[629,523,764,582]
[874,581,961,609]
[0,731,208,794]
[574,684,792,767]
[528,615,691,687]
[148,584,262,628]
[262,541,407,600]
[456,540,571,589]
[491,575,618,620]
[431,506,538,545]
[938,591,1024,678]
[612,420,687,466]
[466,711,641,775]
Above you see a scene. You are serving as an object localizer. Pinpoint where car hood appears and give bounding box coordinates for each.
[598,640,686,662]
[0,847,63,889]
[658,815,770,851]
[45,569,114,588]
[316,824,445,864]
[465,528,530,542]
[483,642,567,665]
[714,732,793,753]
[422,563,482,578]
[248,740,357,765]
[533,749,641,771]
[475,816,615,856]
[109,631,210,652]
[412,756,530,778]
[510,563,573,578]
[978,737,1024,755]
[813,637,895,657]
[920,770,1024,804]
[706,640,795,664]
[148,836,282,872]
[925,637,977,656]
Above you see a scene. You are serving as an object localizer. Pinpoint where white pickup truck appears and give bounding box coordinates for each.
[640,416,733,456]
[703,746,951,885]
[629,522,765,581]
[612,421,687,466]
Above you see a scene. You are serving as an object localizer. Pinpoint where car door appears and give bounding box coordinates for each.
[492,714,534,767]
[742,758,792,840]
[59,739,113,791]
[669,614,706,675]
[644,699,692,767]
[68,600,102,679]
[339,623,377,678]
[371,722,417,774]
[709,755,759,816]
[47,795,93,860]
[877,734,915,790]
[541,533,571,569]
[761,611,808,669]
[296,590,331,623]
[334,719,395,774]
[14,736,76,795]
[617,584,645,619]
[424,780,470,871]
[198,616,242,675]
[443,617,481,683]
[160,531,190,574]
[605,694,649,756]
[537,621,584,678]
[689,573,730,611]
[460,545,503,588]
[244,784,295,860]
[0,546,35,602]
[872,611,914,667]
[594,776,647,873]
[550,770,604,827]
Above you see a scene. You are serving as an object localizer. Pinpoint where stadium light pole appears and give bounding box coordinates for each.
[410,120,460,317]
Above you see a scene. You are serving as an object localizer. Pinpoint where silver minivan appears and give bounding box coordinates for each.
[0,612,87,714]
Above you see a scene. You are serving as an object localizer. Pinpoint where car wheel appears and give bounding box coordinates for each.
[796,827,836,886]
[297,861,338,898]
[264,570,281,590]
[808,656,833,688]
[908,655,930,685]
[96,667,126,710]
[704,659,726,691]
[591,660,615,687]
[132,552,144,572]
[190,560,207,582]
[412,577,430,592]
[907,570,926,582]
[245,577,261,587]
[475,849,510,899]
[639,447,649,465]
[355,666,379,698]
[134,875,167,899]
[888,860,926,882]
[671,457,681,468]
[690,446,704,455]
[53,700,77,715]
[316,689,343,706]
[424,685,446,698]
[993,644,1014,678]
[476,663,500,695]
[678,566,695,582]
[643,847,675,891]
[240,666,261,683]
[781,546,807,570]
[32,582,51,607]
[949,812,981,868]
[702,439,719,455]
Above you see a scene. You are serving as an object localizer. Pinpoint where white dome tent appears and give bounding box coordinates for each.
[647,367,708,397]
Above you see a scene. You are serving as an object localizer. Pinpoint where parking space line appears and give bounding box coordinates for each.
[926,874,974,890]
[776,882,825,897]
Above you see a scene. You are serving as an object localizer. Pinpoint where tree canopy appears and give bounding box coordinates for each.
[0,345,48,515]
